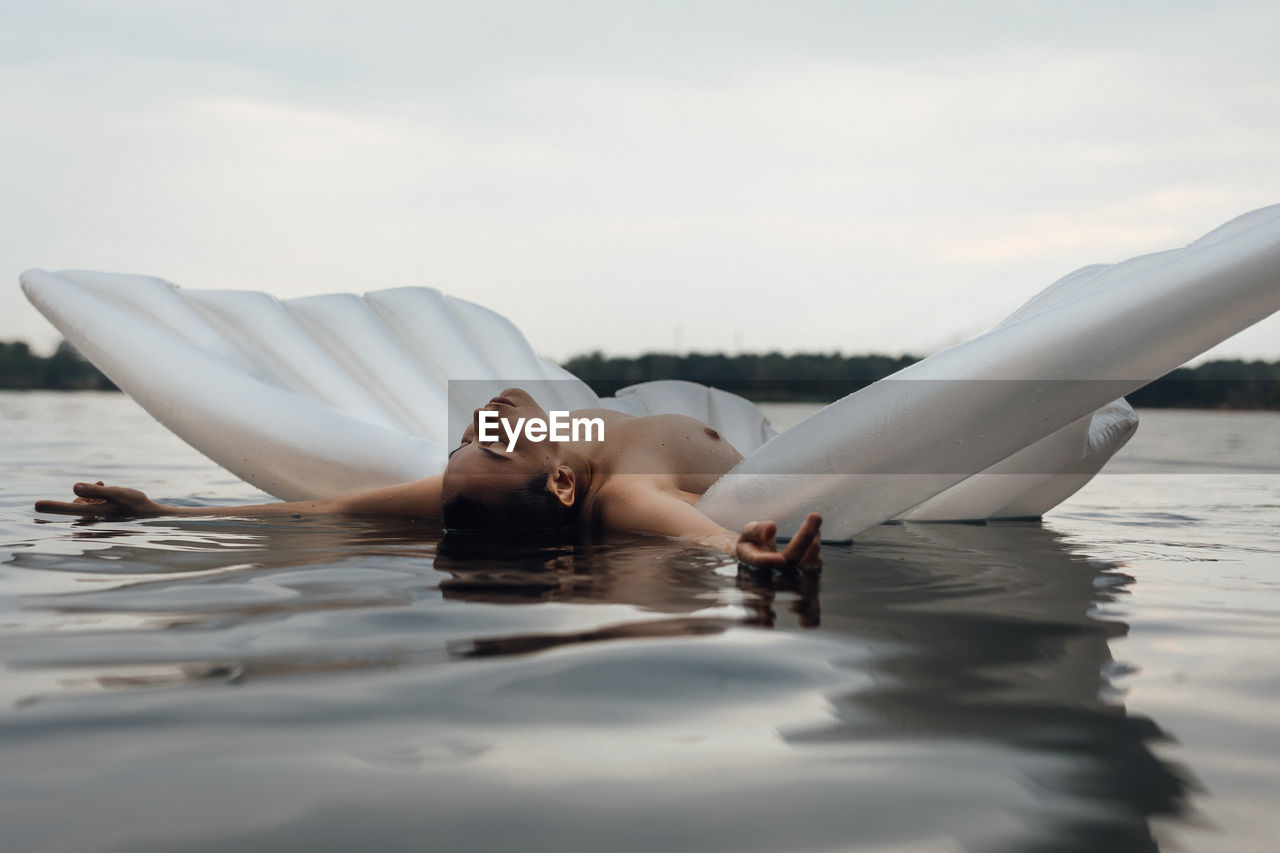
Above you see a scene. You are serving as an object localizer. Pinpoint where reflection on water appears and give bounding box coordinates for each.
[1,509,1193,852]
[795,523,1195,851]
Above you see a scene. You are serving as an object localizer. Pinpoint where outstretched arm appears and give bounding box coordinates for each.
[35,478,445,520]
[598,483,822,570]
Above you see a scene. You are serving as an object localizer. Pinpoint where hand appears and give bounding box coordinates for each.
[35,481,166,518]
[734,512,822,571]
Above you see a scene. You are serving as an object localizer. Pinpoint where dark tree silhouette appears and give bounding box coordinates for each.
[0,340,116,390]
[1,339,1275,407]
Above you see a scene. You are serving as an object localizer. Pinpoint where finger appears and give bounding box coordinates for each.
[73,482,134,504]
[799,536,821,567]
[782,513,822,564]
[763,521,777,552]
[739,521,775,547]
[35,499,111,516]
[736,544,787,570]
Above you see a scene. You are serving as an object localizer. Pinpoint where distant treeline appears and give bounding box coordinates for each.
[0,341,116,391]
[565,351,1280,409]
[563,351,920,402]
[2,340,1277,408]
[1127,360,1280,410]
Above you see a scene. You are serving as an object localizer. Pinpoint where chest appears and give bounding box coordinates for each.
[601,414,743,481]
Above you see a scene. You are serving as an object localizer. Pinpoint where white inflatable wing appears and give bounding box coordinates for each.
[697,204,1280,539]
[19,273,583,499]
[899,253,1154,522]
[901,398,1138,522]
[20,271,775,499]
[20,272,438,499]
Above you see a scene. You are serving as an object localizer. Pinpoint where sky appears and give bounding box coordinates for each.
[2,0,1278,363]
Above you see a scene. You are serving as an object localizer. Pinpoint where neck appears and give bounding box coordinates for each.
[559,442,597,499]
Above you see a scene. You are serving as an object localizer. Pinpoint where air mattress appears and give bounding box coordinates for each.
[21,204,1280,538]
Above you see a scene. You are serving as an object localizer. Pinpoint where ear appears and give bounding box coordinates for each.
[549,464,576,508]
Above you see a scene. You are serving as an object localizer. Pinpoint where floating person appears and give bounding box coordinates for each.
[23,204,1280,540]
[36,387,824,571]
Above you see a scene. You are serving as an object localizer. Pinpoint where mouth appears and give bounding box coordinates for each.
[487,396,515,408]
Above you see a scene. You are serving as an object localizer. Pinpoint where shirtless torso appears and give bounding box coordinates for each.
[568,409,744,516]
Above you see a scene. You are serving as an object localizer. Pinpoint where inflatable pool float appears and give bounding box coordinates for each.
[21,204,1280,539]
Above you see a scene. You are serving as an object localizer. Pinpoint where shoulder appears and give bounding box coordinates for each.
[590,475,657,518]
[590,476,725,539]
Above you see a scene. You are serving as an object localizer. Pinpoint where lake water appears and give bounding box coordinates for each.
[2,392,1277,853]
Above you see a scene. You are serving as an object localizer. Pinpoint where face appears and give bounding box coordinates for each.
[441,387,557,506]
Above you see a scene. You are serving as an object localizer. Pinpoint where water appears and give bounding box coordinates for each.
[2,392,1278,853]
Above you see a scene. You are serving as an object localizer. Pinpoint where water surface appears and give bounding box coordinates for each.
[2,392,1278,852]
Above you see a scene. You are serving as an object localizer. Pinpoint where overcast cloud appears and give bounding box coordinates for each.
[3,0,1278,361]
